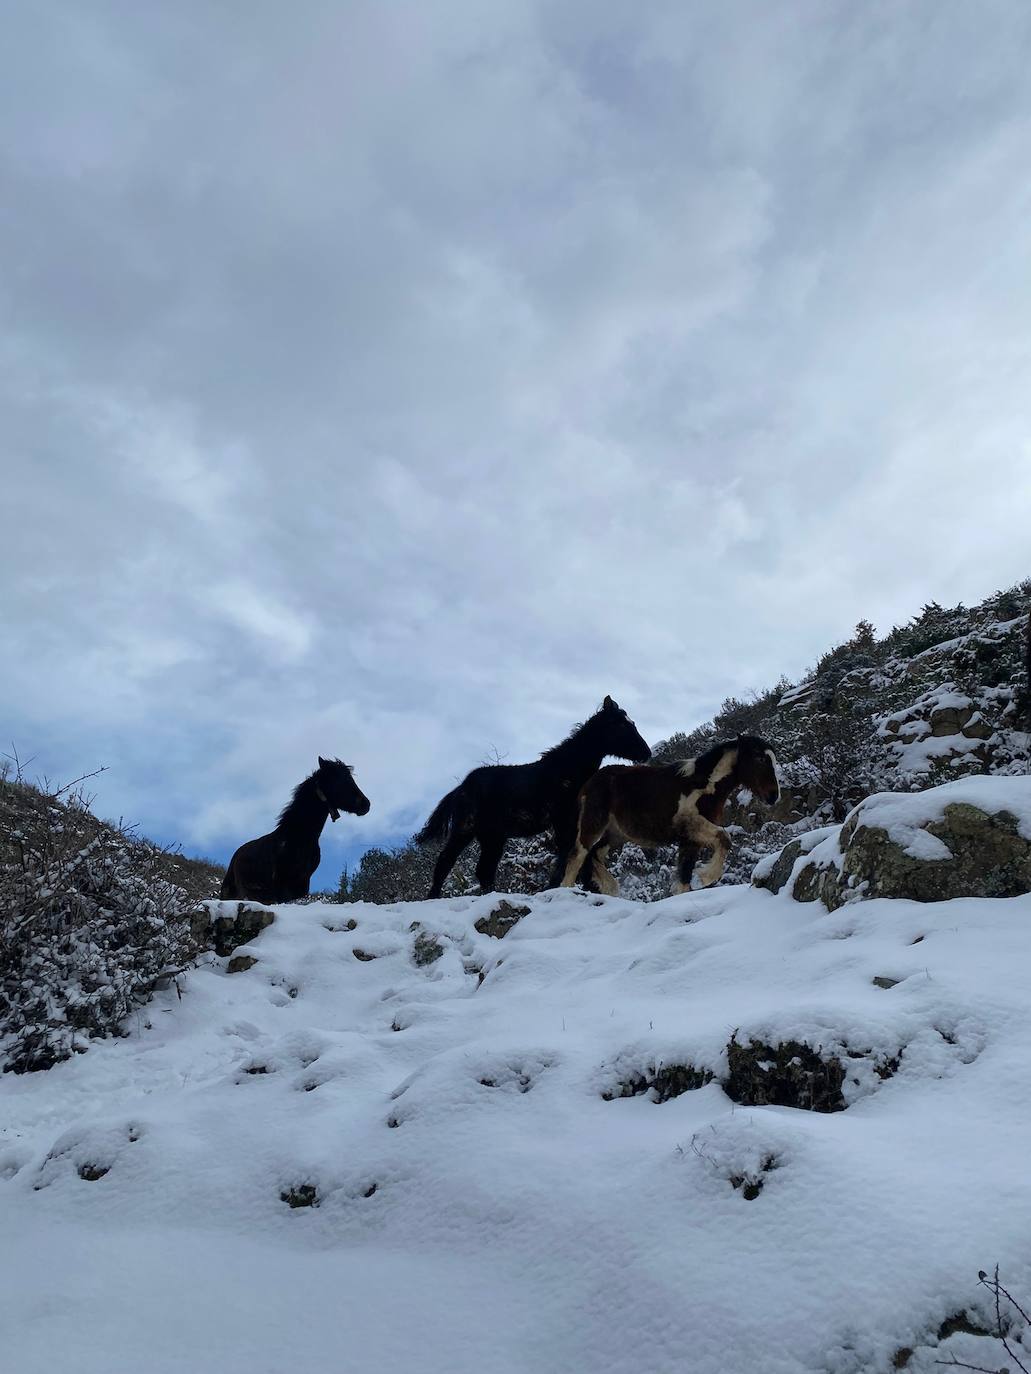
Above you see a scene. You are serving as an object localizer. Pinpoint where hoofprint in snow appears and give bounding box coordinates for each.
[4,882,1031,1370]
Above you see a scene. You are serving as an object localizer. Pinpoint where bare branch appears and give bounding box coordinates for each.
[479,743,509,768]
[933,1359,1006,1373]
[51,765,108,800]
[3,742,38,782]
[936,1269,1031,1374]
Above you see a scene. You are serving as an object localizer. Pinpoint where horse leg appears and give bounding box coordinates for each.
[475,831,506,895]
[428,830,473,899]
[276,858,314,903]
[561,832,592,887]
[590,841,620,897]
[672,843,700,895]
[548,815,578,888]
[690,821,731,888]
[560,800,607,888]
[302,845,320,899]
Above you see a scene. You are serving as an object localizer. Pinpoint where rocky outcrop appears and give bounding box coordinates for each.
[752,827,837,896]
[226,953,259,974]
[881,697,981,742]
[474,900,530,939]
[189,900,275,956]
[754,777,1031,908]
[839,801,1031,903]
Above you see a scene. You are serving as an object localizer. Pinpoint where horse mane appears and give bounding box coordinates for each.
[672,734,774,778]
[537,704,607,762]
[275,760,353,829]
[277,772,322,828]
[672,736,738,779]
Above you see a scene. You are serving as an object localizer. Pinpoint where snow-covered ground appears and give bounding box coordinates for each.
[4,880,1031,1373]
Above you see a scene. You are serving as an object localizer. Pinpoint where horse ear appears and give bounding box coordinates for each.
[603,695,616,710]
[318,756,328,769]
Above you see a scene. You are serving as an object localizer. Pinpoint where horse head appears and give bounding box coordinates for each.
[734,736,780,806]
[316,756,371,820]
[599,696,651,763]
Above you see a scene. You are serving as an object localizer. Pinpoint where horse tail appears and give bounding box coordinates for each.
[415,783,471,845]
[219,861,238,900]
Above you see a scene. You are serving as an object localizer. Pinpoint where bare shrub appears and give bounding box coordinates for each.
[934,1267,1030,1373]
[0,761,193,1073]
[794,708,882,823]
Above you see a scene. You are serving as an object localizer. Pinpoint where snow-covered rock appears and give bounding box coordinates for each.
[473,898,531,939]
[189,899,276,956]
[755,776,1031,908]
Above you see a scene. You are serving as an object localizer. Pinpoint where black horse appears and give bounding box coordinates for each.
[220,757,370,904]
[416,696,650,898]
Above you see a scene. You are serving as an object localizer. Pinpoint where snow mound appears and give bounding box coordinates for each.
[3,882,1031,1373]
[856,774,1031,845]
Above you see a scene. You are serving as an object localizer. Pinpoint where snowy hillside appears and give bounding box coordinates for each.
[347,587,1030,903]
[5,796,1031,1373]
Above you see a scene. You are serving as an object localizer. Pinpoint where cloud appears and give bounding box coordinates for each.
[3,1,1031,883]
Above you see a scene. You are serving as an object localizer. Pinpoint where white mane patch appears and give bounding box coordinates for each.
[705,747,739,791]
[679,746,738,793]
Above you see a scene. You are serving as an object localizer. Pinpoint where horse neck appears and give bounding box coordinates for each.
[683,744,742,813]
[707,767,742,813]
[276,777,330,839]
[542,719,610,781]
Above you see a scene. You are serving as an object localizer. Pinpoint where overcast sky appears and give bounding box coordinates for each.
[4,1,1031,884]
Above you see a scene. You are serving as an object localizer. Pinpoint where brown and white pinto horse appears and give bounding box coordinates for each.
[559,735,779,897]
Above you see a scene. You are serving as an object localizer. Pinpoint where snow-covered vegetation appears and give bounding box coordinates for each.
[0,767,223,1073]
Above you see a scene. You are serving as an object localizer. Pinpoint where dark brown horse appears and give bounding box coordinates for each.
[417,696,651,898]
[560,735,779,897]
[220,757,370,904]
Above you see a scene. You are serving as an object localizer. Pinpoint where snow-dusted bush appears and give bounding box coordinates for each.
[343,839,449,903]
[0,773,193,1074]
[343,833,554,903]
